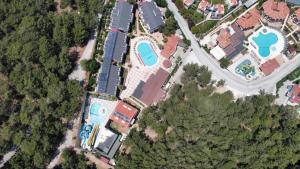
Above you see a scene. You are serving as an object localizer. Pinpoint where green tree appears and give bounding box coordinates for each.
[220,57,230,69]
[80,59,100,74]
[155,0,167,7]
[73,17,88,45]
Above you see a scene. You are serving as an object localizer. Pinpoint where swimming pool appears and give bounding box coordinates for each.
[89,103,108,125]
[252,31,278,58]
[137,42,158,66]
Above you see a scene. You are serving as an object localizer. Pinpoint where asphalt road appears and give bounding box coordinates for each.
[167,0,300,95]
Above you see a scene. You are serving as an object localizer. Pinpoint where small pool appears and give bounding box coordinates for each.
[89,103,108,125]
[252,31,278,58]
[235,59,255,77]
[137,42,158,66]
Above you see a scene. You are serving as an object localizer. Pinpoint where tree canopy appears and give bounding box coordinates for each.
[116,64,300,169]
[0,0,101,168]
[54,148,96,169]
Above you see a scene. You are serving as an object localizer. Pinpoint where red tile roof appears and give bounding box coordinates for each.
[198,0,211,12]
[262,0,290,21]
[215,4,225,15]
[139,68,169,106]
[259,58,280,75]
[236,8,261,30]
[289,84,300,103]
[229,0,238,6]
[110,101,138,127]
[217,28,231,48]
[163,59,172,68]
[184,0,194,7]
[161,35,180,59]
[295,8,300,21]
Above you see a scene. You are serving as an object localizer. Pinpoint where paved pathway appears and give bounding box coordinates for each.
[0,148,16,168]
[167,0,300,96]
[47,118,78,169]
[68,29,98,81]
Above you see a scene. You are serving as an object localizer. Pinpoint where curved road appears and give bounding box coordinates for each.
[167,0,300,95]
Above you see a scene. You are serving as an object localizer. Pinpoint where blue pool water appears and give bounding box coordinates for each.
[252,31,278,58]
[137,42,158,66]
[89,103,106,125]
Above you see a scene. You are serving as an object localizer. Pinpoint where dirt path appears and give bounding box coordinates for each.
[47,117,80,169]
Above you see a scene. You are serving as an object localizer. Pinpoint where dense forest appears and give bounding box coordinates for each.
[54,148,96,169]
[116,64,300,169]
[0,0,101,168]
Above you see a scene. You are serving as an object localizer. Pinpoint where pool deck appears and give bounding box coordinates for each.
[228,52,262,81]
[81,98,118,149]
[248,26,285,64]
[120,36,169,100]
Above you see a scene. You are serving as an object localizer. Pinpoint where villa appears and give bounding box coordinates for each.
[110,0,134,32]
[198,0,212,14]
[236,8,260,30]
[262,0,290,22]
[226,0,238,9]
[259,58,280,75]
[160,35,180,59]
[198,0,224,18]
[292,8,300,25]
[139,0,165,33]
[183,0,194,8]
[216,23,245,60]
[96,30,128,96]
[110,101,138,128]
[287,84,300,104]
[132,68,169,106]
[211,4,225,19]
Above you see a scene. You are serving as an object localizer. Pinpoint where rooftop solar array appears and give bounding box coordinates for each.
[139,1,165,33]
[110,1,134,32]
[96,31,126,96]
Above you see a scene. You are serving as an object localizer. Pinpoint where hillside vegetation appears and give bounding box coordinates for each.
[0,0,101,168]
[116,64,300,169]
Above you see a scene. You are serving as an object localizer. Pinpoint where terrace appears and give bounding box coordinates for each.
[262,0,290,23]
[160,35,180,59]
[119,35,167,100]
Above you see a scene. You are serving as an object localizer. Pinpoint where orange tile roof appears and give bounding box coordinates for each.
[110,101,138,127]
[198,0,211,11]
[236,8,261,30]
[229,0,238,6]
[259,58,280,75]
[295,8,300,21]
[262,0,290,21]
[215,4,225,15]
[288,84,300,103]
[161,35,180,59]
[184,0,194,7]
[217,28,231,48]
